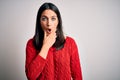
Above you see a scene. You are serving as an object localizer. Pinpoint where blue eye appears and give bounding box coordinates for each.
[51,17,56,21]
[41,17,47,21]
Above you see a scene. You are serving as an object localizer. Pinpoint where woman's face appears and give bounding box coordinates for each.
[40,9,58,35]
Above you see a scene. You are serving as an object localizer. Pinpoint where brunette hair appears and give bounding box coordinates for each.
[33,2,65,51]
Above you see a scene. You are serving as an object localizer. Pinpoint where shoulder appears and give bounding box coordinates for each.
[65,36,78,48]
[26,38,34,48]
[65,36,79,55]
[66,36,76,44]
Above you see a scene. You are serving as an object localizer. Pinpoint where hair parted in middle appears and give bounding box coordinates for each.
[33,2,65,51]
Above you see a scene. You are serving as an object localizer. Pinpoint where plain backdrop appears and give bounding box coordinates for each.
[0,0,120,80]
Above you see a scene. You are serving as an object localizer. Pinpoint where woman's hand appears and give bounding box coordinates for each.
[39,30,57,59]
[43,29,57,49]
[39,29,56,59]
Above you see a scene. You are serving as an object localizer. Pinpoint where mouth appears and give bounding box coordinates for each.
[46,28,51,34]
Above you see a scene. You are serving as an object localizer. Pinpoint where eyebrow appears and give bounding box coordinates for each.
[41,15,57,18]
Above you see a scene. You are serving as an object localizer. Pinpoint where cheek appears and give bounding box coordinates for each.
[40,22,46,29]
[54,21,58,28]
[41,21,45,26]
[54,23,58,28]
[52,24,57,31]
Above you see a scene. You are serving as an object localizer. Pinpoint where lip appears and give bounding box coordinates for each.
[46,28,51,34]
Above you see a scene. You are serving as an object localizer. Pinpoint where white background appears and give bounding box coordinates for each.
[0,0,120,80]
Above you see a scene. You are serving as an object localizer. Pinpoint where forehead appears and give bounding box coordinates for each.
[41,9,57,17]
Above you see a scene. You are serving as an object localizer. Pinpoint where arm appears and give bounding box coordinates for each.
[25,30,56,80]
[25,39,46,80]
[70,38,83,80]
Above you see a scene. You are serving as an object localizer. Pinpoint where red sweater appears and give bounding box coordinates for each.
[25,36,82,80]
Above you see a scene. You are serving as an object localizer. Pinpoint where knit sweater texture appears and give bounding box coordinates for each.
[25,36,82,80]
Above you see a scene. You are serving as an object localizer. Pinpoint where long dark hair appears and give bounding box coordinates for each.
[33,2,65,51]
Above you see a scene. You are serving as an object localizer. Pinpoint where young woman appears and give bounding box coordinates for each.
[25,2,82,80]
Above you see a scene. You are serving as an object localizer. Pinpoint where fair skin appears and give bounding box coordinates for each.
[39,9,58,59]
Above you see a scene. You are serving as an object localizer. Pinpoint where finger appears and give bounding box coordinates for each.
[44,30,47,38]
[50,30,56,36]
[53,28,57,33]
[53,31,57,38]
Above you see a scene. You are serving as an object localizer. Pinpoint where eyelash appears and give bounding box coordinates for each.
[52,18,56,21]
[41,17,56,21]
[41,17,47,21]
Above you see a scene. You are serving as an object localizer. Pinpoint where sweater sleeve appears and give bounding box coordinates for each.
[25,39,46,80]
[70,38,83,80]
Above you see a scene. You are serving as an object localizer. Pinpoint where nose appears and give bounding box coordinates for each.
[47,19,52,27]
